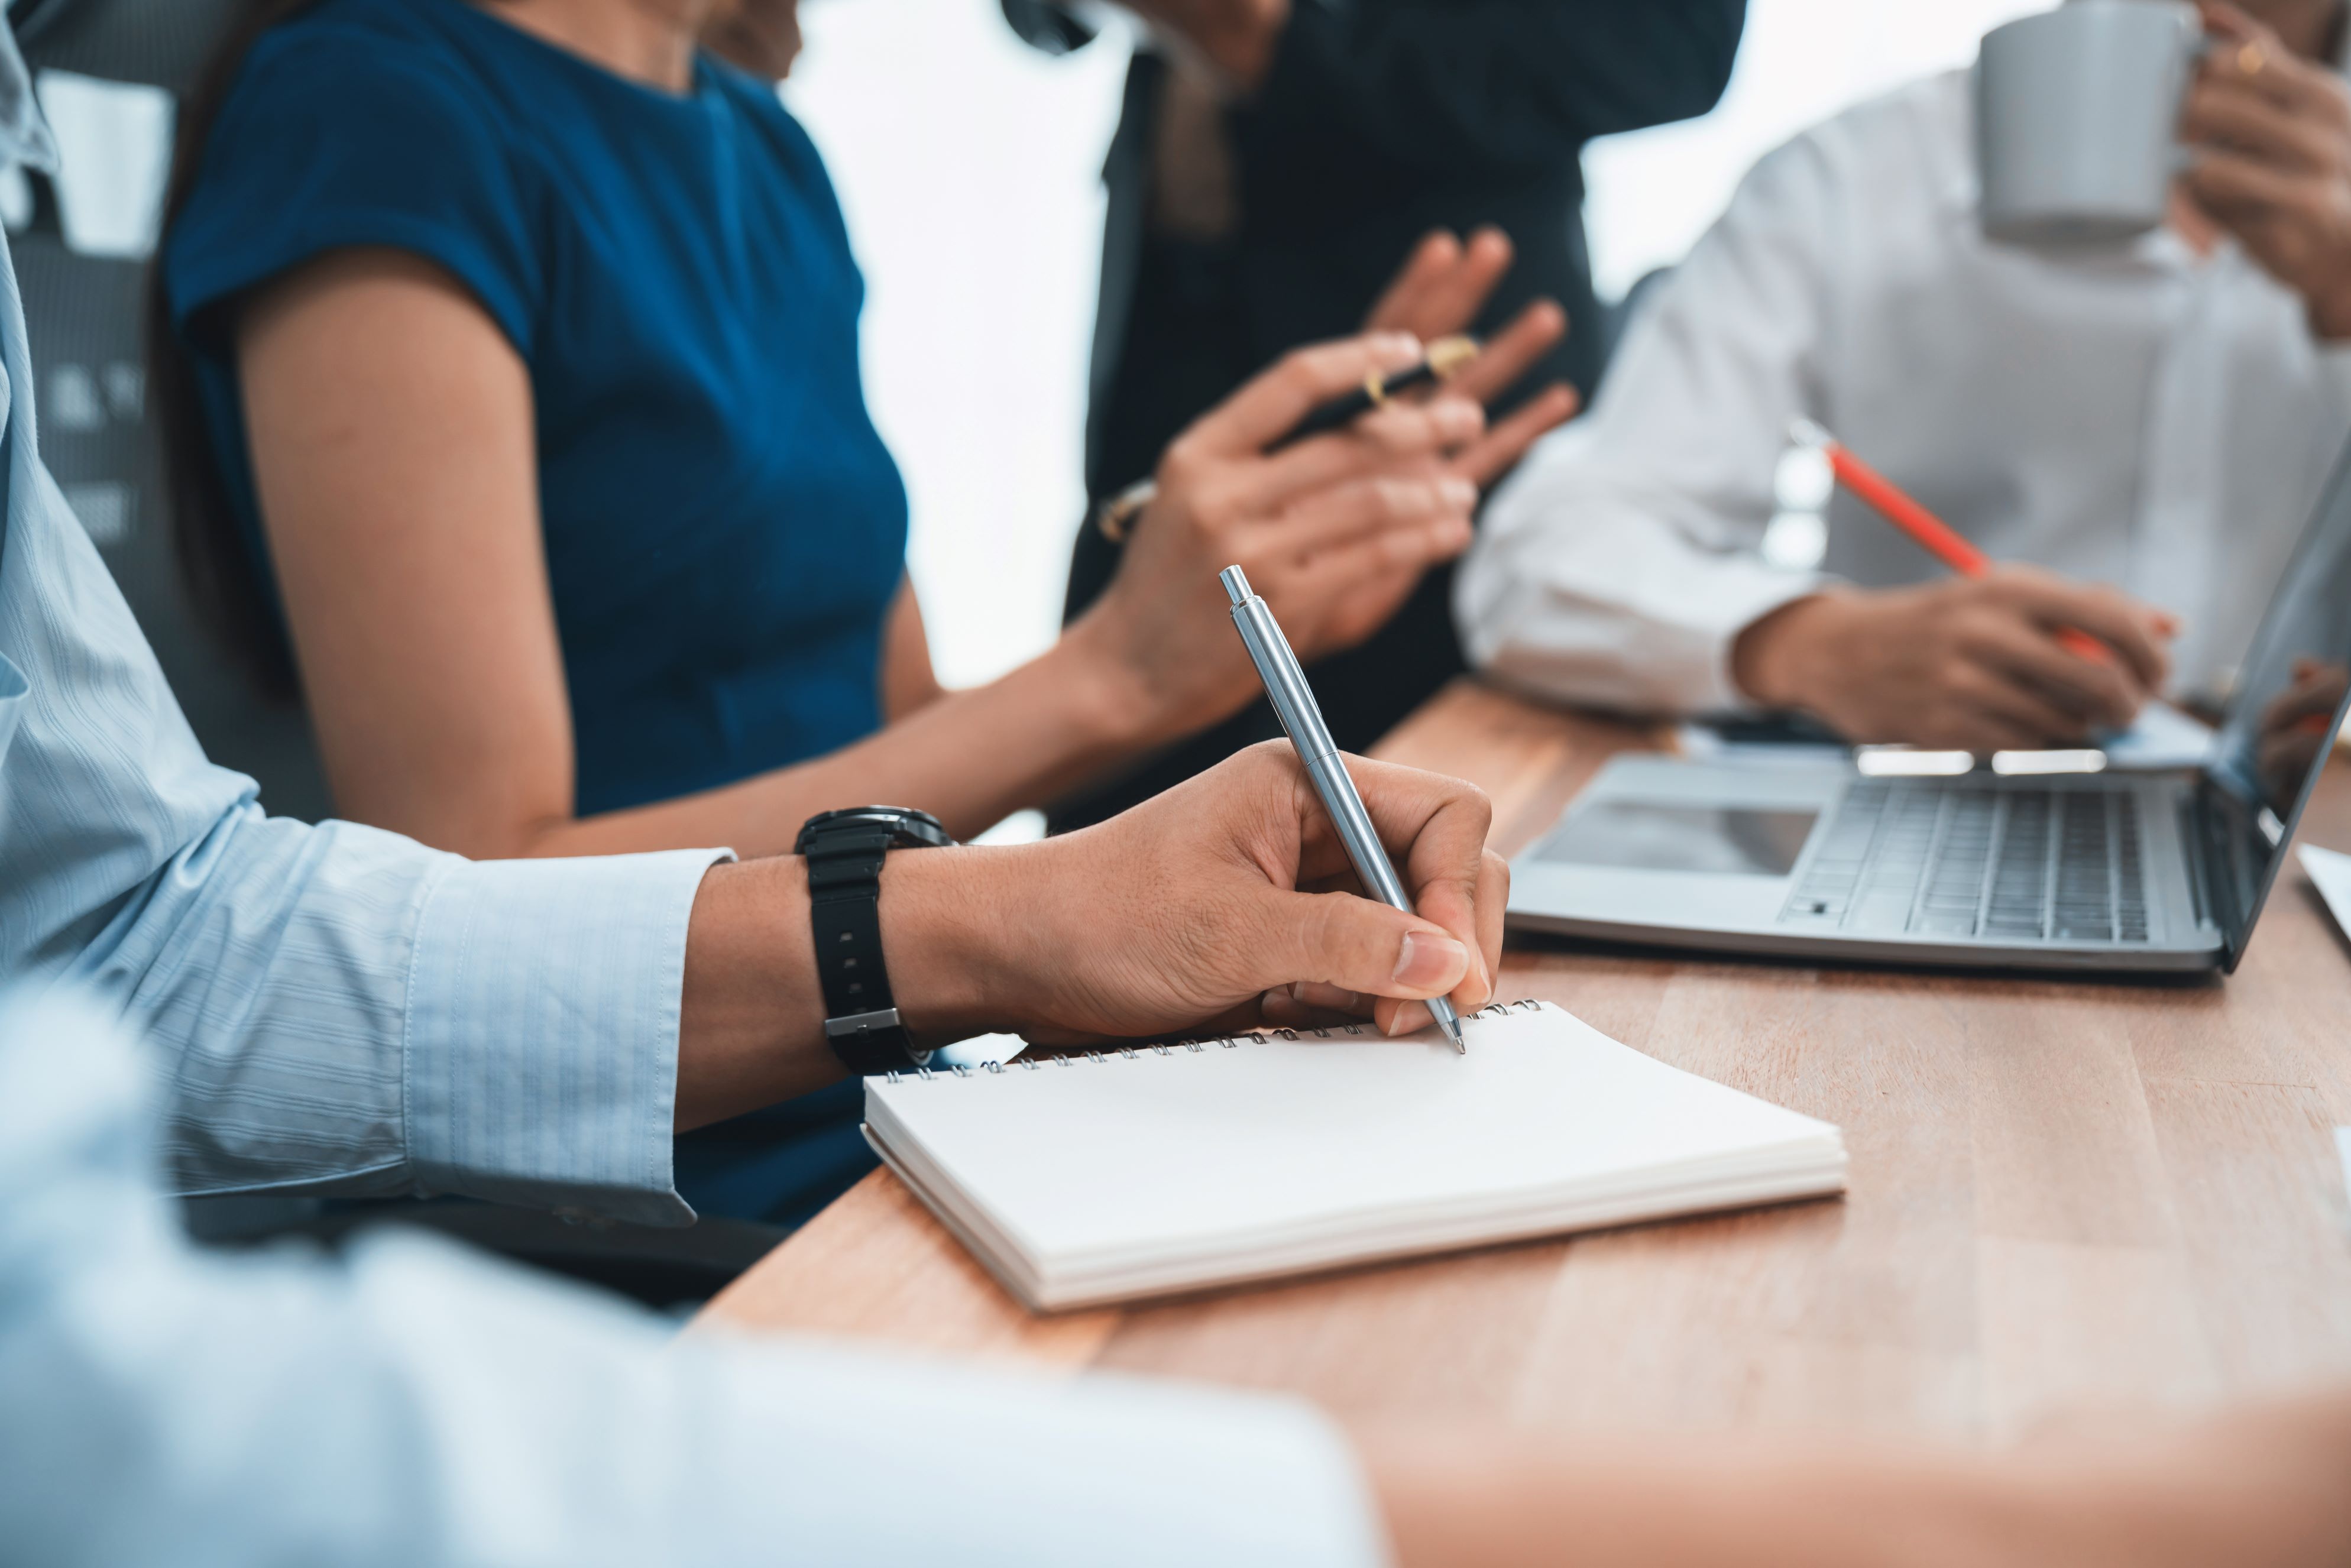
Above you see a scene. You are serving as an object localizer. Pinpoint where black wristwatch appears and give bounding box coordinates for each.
[795,805,956,1075]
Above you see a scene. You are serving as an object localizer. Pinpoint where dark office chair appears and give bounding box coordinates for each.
[9,0,784,1307]
[9,0,335,821]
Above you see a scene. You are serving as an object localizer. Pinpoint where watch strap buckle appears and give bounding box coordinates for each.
[823,1006,903,1039]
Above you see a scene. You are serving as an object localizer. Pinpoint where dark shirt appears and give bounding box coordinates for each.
[166,0,909,820]
[1011,0,1746,827]
[166,0,904,1226]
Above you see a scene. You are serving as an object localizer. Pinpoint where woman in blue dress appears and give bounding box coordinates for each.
[154,0,1565,1224]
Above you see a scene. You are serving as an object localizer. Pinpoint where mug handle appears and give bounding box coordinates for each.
[2172,27,2215,167]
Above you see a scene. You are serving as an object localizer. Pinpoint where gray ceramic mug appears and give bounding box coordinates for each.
[1977,0,2204,244]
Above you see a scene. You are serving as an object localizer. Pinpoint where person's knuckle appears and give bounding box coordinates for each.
[1371,475,1417,517]
[1944,576,1992,611]
[1944,664,1994,704]
[1193,477,1245,527]
[1160,440,1208,488]
[1948,615,2002,660]
[1286,344,1344,389]
[1304,896,1364,981]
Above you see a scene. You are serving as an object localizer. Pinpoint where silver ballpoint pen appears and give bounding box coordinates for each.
[1221,565,1469,1052]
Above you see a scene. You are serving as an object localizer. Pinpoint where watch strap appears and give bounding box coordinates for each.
[805,829,927,1074]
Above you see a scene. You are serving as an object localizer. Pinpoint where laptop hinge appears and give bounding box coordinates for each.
[2178,791,2213,932]
[2185,775,2246,964]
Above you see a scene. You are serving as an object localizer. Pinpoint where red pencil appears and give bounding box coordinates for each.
[1789,420,2110,663]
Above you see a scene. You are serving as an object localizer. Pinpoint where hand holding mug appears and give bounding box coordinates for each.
[2181,1,2351,338]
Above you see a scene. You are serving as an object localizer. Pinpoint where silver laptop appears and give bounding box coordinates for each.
[1508,440,2351,974]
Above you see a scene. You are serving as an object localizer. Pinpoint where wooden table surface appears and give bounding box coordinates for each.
[695,679,2351,1442]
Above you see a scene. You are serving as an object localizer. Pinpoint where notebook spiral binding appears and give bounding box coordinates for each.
[883,998,1542,1083]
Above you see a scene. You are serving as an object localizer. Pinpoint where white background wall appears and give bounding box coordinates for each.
[785,0,2057,691]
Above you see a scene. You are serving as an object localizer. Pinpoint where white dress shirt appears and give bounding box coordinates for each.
[1459,69,2351,715]
[0,22,1382,1559]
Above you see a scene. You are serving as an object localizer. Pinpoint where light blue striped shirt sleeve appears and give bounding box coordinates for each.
[0,985,1391,1568]
[0,40,715,1225]
[405,846,718,1223]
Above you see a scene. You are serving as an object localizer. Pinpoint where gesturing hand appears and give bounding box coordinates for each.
[1070,333,1488,747]
[1731,568,2176,753]
[1364,226,1582,488]
[2181,1,2351,338]
[951,742,1506,1047]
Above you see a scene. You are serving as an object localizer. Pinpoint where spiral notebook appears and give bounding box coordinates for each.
[862,1001,1846,1311]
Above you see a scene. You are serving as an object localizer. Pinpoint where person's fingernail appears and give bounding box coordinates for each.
[1386,1000,1433,1037]
[1439,477,1478,511]
[1262,987,1307,1024]
[1377,332,1421,359]
[1394,931,1469,992]
[1432,398,1481,436]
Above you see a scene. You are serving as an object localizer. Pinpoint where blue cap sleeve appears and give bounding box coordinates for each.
[165,28,540,358]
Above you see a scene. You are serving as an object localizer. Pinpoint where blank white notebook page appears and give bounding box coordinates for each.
[865,1002,1845,1305]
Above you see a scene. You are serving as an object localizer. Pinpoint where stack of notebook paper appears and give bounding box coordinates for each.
[863,1000,1846,1311]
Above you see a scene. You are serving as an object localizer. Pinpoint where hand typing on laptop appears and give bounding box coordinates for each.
[1731,565,2175,753]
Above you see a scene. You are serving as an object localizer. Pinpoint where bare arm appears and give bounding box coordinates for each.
[1365,1395,2351,1568]
[879,576,947,722]
[238,251,1504,857]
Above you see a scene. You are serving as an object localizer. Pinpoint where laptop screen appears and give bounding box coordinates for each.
[2203,439,2351,966]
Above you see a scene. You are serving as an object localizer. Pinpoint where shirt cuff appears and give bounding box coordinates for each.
[403,847,734,1227]
[1466,545,1827,717]
[1696,564,1832,714]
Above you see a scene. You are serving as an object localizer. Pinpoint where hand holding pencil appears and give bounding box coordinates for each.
[1730,422,2177,754]
[1790,420,2156,666]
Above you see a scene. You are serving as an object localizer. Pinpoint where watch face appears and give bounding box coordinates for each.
[797,806,954,853]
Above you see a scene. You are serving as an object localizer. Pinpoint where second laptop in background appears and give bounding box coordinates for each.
[1508,438,2351,975]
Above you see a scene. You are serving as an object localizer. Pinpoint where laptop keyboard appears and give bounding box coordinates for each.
[1779,782,2149,944]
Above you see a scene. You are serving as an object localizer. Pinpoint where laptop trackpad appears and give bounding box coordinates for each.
[1535,802,1819,878]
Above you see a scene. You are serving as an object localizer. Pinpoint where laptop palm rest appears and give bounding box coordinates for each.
[1508,756,2214,973]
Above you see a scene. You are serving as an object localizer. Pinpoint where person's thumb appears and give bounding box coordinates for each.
[1255,887,1471,1009]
